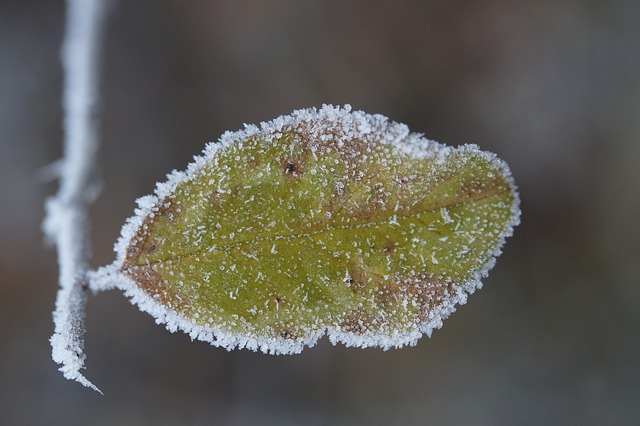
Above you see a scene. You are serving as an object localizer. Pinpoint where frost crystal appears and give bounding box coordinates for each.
[46,0,107,393]
[92,105,520,356]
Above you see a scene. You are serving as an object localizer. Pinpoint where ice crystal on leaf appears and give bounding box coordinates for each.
[92,105,520,354]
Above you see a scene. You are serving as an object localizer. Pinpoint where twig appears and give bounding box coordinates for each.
[44,0,108,393]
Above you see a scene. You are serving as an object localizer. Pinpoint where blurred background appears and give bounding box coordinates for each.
[1,0,639,424]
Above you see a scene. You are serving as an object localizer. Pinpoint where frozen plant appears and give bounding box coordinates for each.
[45,3,520,394]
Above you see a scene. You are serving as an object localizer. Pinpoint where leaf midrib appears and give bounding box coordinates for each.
[125,184,509,269]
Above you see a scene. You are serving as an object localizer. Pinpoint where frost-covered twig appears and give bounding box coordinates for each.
[44,0,108,393]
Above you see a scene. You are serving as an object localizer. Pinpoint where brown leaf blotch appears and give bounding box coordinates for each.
[382,240,396,254]
[124,197,178,267]
[376,275,454,325]
[122,266,186,311]
[339,308,371,335]
[279,328,298,340]
[347,264,381,294]
[282,158,302,179]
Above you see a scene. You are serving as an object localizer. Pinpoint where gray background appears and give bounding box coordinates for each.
[1,0,639,424]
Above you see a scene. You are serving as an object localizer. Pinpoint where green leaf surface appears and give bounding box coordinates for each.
[101,105,519,353]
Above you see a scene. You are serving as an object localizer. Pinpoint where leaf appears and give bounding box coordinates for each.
[97,105,520,353]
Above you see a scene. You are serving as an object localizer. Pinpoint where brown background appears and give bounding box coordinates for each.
[1,0,639,424]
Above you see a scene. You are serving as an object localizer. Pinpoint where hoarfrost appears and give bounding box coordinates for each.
[90,104,521,357]
[45,0,108,392]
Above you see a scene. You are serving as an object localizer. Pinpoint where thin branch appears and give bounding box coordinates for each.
[44,0,108,393]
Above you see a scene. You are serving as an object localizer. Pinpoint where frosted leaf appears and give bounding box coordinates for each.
[92,105,520,354]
